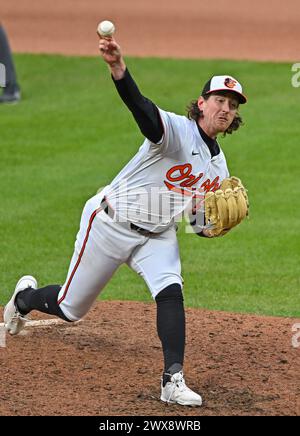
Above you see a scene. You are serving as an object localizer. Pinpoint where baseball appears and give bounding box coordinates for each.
[97,20,115,37]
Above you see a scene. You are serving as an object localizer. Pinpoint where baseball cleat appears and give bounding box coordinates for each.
[3,275,37,335]
[160,371,202,407]
[0,90,21,104]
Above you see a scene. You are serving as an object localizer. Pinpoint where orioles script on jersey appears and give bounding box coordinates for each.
[164,163,221,198]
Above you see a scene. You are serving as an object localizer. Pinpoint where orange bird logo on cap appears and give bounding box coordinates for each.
[224,78,237,89]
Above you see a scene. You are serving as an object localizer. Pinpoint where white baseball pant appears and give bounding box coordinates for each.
[58,192,182,321]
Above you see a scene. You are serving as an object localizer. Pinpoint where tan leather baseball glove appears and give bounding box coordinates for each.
[204,176,249,237]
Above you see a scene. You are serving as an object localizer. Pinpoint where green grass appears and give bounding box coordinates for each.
[1,53,299,317]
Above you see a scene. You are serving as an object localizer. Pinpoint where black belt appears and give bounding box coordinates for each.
[101,197,154,237]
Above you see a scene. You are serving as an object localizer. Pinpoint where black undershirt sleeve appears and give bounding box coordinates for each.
[112,68,164,144]
[112,68,215,240]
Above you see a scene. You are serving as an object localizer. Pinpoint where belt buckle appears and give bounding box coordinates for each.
[136,227,147,236]
[130,223,150,236]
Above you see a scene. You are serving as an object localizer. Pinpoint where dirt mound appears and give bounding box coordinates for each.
[0,301,299,416]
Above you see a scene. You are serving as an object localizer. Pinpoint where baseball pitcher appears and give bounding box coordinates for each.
[3,32,249,407]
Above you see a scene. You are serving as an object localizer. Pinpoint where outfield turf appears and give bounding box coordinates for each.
[0,54,299,317]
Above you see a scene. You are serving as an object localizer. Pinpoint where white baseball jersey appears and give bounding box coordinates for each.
[105,108,229,232]
[58,108,230,318]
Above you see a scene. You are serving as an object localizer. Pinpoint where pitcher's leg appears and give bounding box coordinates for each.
[14,230,121,323]
[155,283,185,379]
[57,246,120,321]
[129,228,202,405]
[129,229,184,373]
[7,198,121,331]
[16,284,69,321]
[156,283,202,406]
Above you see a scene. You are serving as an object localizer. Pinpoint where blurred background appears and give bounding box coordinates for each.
[1,0,300,60]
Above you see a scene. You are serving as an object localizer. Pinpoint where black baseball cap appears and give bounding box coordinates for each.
[201,75,247,104]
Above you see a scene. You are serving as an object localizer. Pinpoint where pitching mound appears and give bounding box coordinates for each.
[0,301,299,416]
